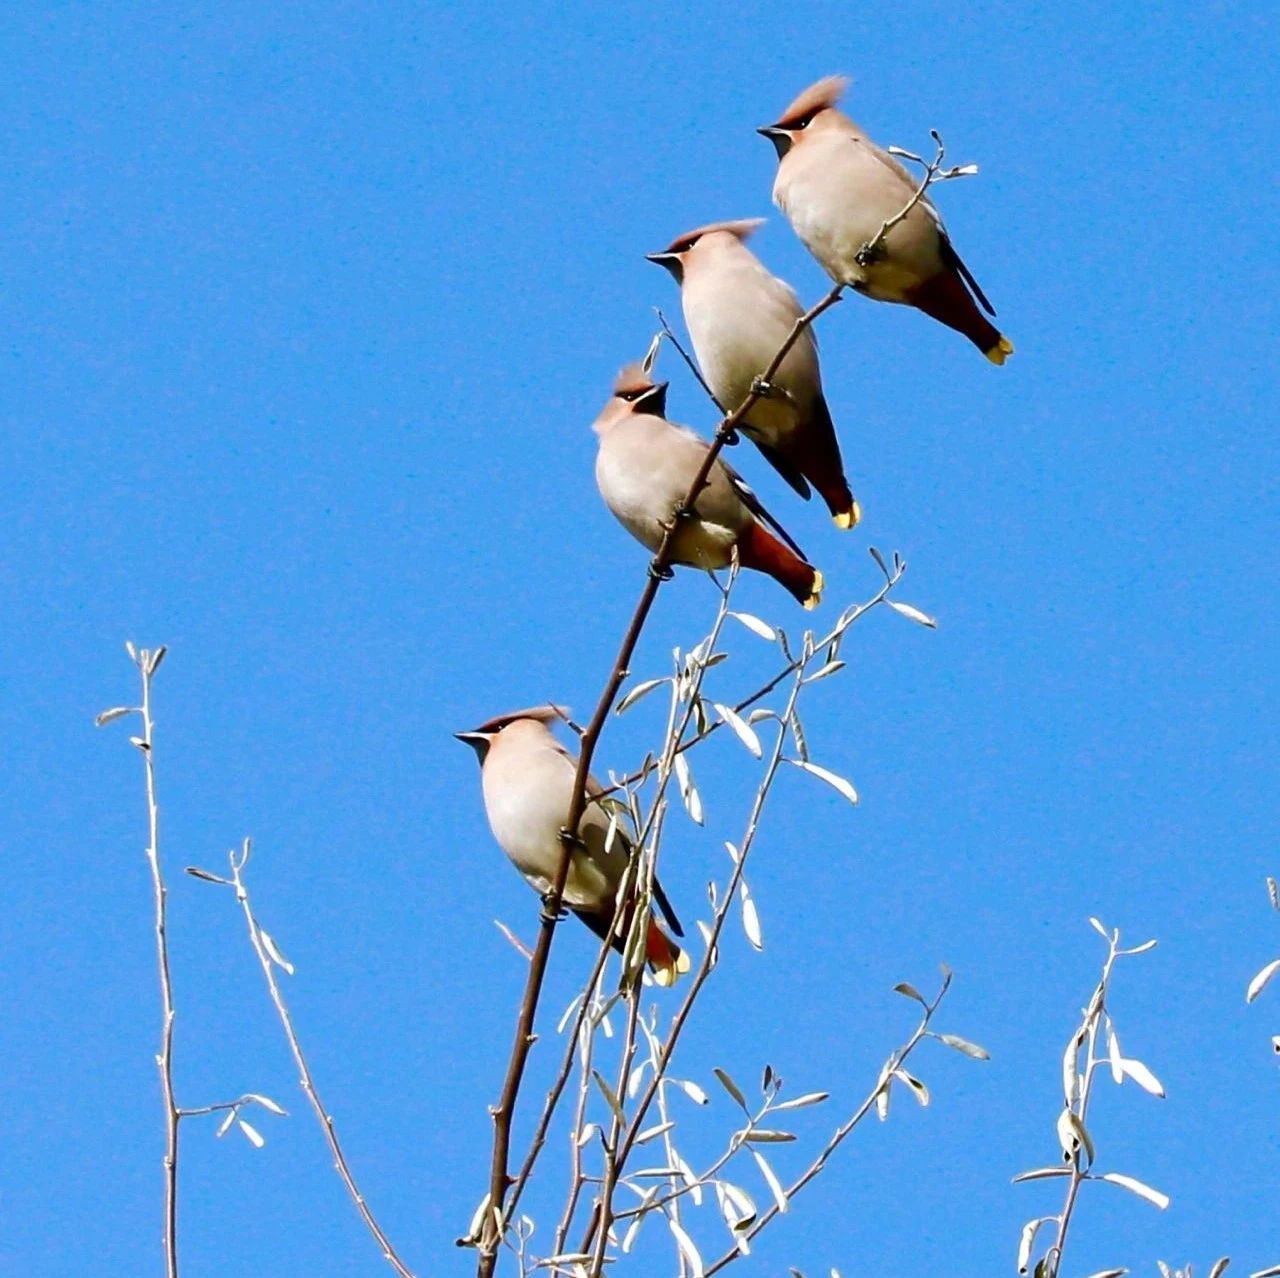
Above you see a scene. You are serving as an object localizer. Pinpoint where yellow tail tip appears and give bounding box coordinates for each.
[985,335,1014,366]
[652,948,691,987]
[803,568,824,610]
[833,498,862,531]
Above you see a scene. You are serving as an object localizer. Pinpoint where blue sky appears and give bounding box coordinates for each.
[3,2,1278,1275]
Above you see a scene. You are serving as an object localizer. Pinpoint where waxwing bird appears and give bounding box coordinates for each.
[592,363,823,608]
[758,76,1013,365]
[456,705,690,987]
[647,219,860,530]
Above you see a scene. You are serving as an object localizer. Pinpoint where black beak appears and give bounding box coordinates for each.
[756,125,790,160]
[645,251,683,282]
[636,381,670,416]
[454,730,491,761]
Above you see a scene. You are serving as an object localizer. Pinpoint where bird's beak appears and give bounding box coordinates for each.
[645,251,683,281]
[756,125,790,159]
[636,381,670,415]
[454,730,491,760]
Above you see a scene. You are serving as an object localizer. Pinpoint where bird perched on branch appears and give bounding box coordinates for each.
[455,705,689,986]
[646,218,860,529]
[758,75,1013,365]
[592,362,824,608]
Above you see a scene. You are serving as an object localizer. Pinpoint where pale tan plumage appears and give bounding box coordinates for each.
[759,76,1013,364]
[647,220,860,528]
[592,364,824,607]
[456,705,688,985]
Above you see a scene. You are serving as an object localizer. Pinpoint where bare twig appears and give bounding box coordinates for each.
[855,131,975,268]
[1014,921,1166,1278]
[703,976,953,1274]
[579,637,814,1263]
[134,645,180,1278]
[474,282,845,1276]
[654,309,725,412]
[220,841,416,1278]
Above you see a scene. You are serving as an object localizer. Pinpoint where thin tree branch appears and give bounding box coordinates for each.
[133,644,181,1278]
[582,637,816,1263]
[702,975,952,1274]
[653,309,725,412]
[222,841,416,1278]
[474,283,845,1276]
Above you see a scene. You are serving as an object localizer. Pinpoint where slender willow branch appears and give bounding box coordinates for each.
[579,642,810,1261]
[507,572,739,1238]
[1042,939,1120,1278]
[703,975,952,1274]
[473,283,845,1276]
[222,841,416,1278]
[131,645,181,1278]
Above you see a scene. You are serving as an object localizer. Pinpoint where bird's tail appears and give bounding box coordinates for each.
[909,270,1013,365]
[645,919,691,988]
[737,520,824,609]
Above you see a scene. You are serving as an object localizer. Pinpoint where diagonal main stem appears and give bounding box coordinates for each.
[474,284,846,1277]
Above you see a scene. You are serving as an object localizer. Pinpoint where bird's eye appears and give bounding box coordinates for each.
[620,390,641,402]
[794,113,816,130]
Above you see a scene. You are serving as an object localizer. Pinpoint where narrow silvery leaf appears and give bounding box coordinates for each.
[1017,1217,1055,1274]
[95,706,133,726]
[887,600,937,629]
[791,759,858,805]
[714,702,762,758]
[186,866,230,885]
[740,883,763,951]
[245,1093,287,1116]
[789,711,809,762]
[148,645,167,674]
[237,1119,265,1149]
[125,641,138,661]
[747,708,776,725]
[216,1108,238,1137]
[557,993,584,1034]
[772,1091,829,1111]
[614,681,665,722]
[894,1068,929,1106]
[1268,877,1280,911]
[1120,1057,1166,1098]
[893,982,926,1005]
[1247,959,1280,1003]
[868,546,890,579]
[1062,1032,1080,1105]
[1080,1270,1128,1278]
[494,919,533,960]
[1125,938,1157,954]
[673,752,704,825]
[718,1180,757,1229]
[260,930,295,975]
[675,1153,702,1205]
[635,1121,674,1145]
[466,1193,491,1241]
[1248,1266,1280,1278]
[752,1149,789,1213]
[592,1070,625,1124]
[1089,916,1110,940]
[1207,1258,1230,1278]
[723,840,740,865]
[875,1079,891,1122]
[803,661,846,685]
[1011,1168,1073,1183]
[950,162,980,176]
[1107,1019,1124,1084]
[746,1129,796,1143]
[729,611,777,641]
[576,1122,599,1148]
[667,1216,704,1278]
[936,1033,990,1060]
[1099,1172,1170,1210]
[713,1067,747,1110]
[673,1078,708,1106]
[621,1213,645,1254]
[1068,1111,1095,1165]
